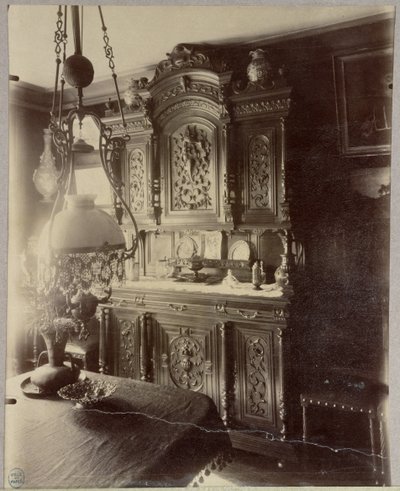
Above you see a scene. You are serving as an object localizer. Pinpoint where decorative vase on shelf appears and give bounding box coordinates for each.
[274,255,291,288]
[247,49,272,87]
[33,128,59,203]
[252,260,263,290]
[31,330,80,393]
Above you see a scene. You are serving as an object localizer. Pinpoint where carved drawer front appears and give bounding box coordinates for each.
[116,315,141,380]
[235,325,277,429]
[154,318,219,405]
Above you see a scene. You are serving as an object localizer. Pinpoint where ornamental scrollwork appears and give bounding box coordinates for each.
[249,134,271,209]
[129,148,145,213]
[246,336,269,417]
[120,320,137,378]
[234,98,291,117]
[171,124,213,211]
[110,120,152,135]
[274,307,288,322]
[169,335,204,391]
[280,201,291,223]
[159,100,220,121]
[152,44,211,82]
[279,392,287,438]
[156,78,221,108]
[189,81,220,99]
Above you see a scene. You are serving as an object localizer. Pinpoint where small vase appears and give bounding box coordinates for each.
[274,255,290,288]
[33,128,59,202]
[247,49,272,86]
[41,331,68,366]
[252,260,263,290]
[31,331,80,393]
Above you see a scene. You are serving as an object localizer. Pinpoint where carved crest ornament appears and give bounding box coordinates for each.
[152,44,211,82]
[169,334,205,391]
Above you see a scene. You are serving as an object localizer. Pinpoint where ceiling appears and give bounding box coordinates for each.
[8,5,394,90]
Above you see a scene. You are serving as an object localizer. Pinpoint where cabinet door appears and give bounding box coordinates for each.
[235,324,279,431]
[125,137,154,226]
[237,122,282,226]
[153,314,219,405]
[160,117,225,227]
[112,311,141,380]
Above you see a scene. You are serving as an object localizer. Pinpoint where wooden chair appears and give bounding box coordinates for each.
[65,317,100,371]
[300,372,388,485]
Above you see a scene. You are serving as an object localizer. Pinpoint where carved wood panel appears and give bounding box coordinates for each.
[236,325,276,427]
[124,133,154,225]
[248,134,272,210]
[128,148,145,213]
[243,127,276,217]
[170,123,214,211]
[116,316,140,379]
[153,316,219,404]
[169,334,205,390]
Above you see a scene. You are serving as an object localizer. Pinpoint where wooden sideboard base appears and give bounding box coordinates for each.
[99,285,293,456]
[229,431,298,463]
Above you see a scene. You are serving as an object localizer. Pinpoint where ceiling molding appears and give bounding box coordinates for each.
[8,12,394,111]
[237,11,394,48]
[9,83,52,112]
[62,69,155,110]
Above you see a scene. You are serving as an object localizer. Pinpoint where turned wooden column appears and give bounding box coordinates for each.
[219,321,235,427]
[99,306,111,374]
[140,313,153,382]
[276,325,288,440]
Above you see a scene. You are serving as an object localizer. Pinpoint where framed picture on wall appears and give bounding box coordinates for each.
[333,46,393,156]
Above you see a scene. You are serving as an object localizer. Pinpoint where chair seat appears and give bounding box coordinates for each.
[66,337,99,355]
[65,319,99,371]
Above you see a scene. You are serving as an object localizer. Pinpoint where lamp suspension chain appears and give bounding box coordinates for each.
[58,5,68,127]
[98,6,127,134]
[50,5,64,121]
[80,5,84,53]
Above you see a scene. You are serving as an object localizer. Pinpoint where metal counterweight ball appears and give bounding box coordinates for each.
[63,54,94,88]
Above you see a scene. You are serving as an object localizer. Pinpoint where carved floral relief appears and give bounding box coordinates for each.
[171,124,214,211]
[128,148,145,213]
[245,336,270,417]
[169,335,204,391]
[248,134,271,210]
[120,320,137,378]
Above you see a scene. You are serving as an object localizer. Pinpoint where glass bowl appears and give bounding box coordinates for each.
[58,379,117,408]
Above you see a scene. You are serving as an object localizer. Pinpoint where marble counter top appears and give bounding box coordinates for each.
[121,278,285,299]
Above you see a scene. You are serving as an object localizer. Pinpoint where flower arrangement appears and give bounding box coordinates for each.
[42,316,81,344]
[26,285,84,346]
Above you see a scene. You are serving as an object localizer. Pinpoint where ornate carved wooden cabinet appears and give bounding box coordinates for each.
[99,45,299,460]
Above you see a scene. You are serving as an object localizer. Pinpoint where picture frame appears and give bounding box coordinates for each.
[333,46,393,157]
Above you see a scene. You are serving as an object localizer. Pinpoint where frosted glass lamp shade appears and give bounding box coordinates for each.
[50,194,125,252]
[37,194,126,295]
